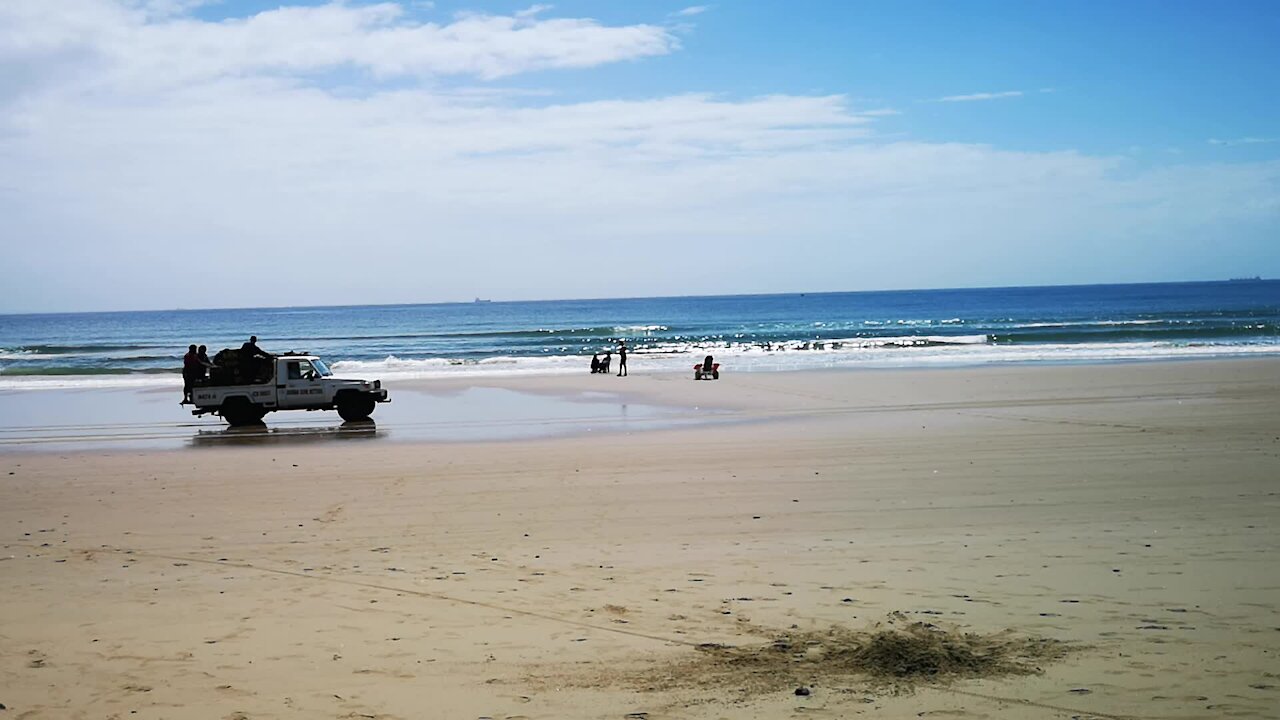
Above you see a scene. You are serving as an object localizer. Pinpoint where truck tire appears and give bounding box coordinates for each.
[336,392,377,422]
[221,398,267,426]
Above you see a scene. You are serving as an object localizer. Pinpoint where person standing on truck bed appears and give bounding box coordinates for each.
[240,336,273,383]
[241,336,271,359]
[196,345,214,383]
[181,344,201,404]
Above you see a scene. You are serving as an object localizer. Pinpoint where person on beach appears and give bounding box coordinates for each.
[601,351,611,375]
[181,344,200,404]
[240,335,272,381]
[617,342,628,377]
[590,354,601,374]
[196,345,214,382]
[240,336,271,361]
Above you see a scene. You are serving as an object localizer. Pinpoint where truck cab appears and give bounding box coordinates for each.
[277,356,335,408]
[191,353,389,426]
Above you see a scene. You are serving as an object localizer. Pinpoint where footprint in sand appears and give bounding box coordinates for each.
[315,504,345,523]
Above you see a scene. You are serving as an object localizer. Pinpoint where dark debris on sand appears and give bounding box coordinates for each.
[698,618,1065,690]
[536,612,1073,700]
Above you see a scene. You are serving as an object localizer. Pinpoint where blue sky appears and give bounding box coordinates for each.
[1,0,1277,312]
[192,0,1280,158]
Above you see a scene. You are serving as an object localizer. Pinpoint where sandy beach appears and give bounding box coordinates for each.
[2,359,1278,719]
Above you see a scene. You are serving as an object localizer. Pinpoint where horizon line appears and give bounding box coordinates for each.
[0,277,1272,317]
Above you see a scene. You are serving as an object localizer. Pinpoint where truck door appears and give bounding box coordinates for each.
[277,359,322,409]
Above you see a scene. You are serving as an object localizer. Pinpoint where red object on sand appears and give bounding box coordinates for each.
[693,363,720,380]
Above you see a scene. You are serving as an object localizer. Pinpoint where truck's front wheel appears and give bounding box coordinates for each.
[221,398,267,426]
[336,393,377,422]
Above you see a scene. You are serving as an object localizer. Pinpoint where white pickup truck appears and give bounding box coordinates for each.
[191,353,389,426]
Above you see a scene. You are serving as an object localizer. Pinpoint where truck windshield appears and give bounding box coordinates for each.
[311,359,333,376]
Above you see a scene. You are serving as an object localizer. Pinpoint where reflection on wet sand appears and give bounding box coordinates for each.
[190,420,379,447]
[0,385,723,452]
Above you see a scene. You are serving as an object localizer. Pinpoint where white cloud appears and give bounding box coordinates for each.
[675,6,710,16]
[936,90,1023,103]
[514,5,553,19]
[1209,137,1277,146]
[121,0,216,17]
[0,0,678,88]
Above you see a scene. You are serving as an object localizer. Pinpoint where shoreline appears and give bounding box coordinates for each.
[4,349,1280,393]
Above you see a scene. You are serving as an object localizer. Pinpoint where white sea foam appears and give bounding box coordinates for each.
[263,340,1280,380]
[3,340,1278,389]
[1017,319,1165,329]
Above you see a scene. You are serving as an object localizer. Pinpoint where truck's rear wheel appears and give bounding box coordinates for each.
[336,393,377,422]
[221,398,267,426]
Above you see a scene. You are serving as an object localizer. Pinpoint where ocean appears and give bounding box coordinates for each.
[1,281,1277,389]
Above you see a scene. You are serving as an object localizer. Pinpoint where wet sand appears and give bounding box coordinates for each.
[0,384,722,451]
[1,360,1278,719]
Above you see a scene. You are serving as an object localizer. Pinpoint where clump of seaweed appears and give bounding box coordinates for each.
[532,613,1072,700]
[687,612,1067,686]
[823,615,1062,680]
